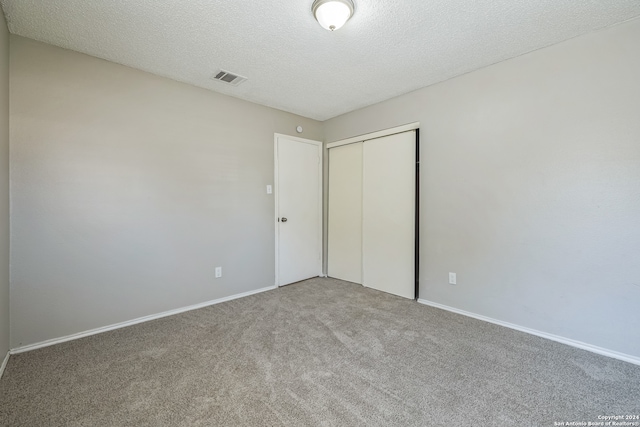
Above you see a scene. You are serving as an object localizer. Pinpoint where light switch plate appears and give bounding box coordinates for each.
[449,272,456,285]
[266,185,272,194]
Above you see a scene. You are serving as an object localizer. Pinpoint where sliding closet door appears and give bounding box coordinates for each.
[328,142,363,284]
[362,131,415,299]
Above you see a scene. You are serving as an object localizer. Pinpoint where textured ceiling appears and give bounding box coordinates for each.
[2,1,640,121]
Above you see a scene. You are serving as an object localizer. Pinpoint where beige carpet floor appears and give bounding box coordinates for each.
[1,277,639,426]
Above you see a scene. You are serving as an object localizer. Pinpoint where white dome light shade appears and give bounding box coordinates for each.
[312,0,355,31]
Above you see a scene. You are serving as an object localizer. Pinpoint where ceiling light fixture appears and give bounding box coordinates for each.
[312,0,355,32]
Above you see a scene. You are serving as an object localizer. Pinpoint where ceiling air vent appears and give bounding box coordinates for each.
[211,70,247,86]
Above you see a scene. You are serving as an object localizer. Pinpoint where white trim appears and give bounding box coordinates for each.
[274,134,324,286]
[274,135,280,285]
[0,351,9,379]
[10,285,278,355]
[417,299,640,366]
[326,122,420,149]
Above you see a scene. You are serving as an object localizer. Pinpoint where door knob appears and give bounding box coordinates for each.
[281,218,288,223]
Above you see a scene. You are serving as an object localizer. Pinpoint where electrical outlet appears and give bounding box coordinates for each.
[215,267,222,278]
[448,272,456,285]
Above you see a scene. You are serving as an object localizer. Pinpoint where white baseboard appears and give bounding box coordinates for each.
[0,351,9,379]
[417,299,640,366]
[10,285,278,355]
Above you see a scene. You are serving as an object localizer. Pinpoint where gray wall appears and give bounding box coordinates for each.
[10,36,323,348]
[324,19,640,358]
[0,13,9,357]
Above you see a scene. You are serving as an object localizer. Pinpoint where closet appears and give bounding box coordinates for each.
[327,130,417,299]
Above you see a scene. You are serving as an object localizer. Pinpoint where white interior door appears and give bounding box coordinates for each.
[328,142,363,284]
[275,135,322,286]
[362,131,415,299]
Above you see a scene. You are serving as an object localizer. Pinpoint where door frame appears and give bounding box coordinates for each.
[326,122,420,148]
[274,133,324,286]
